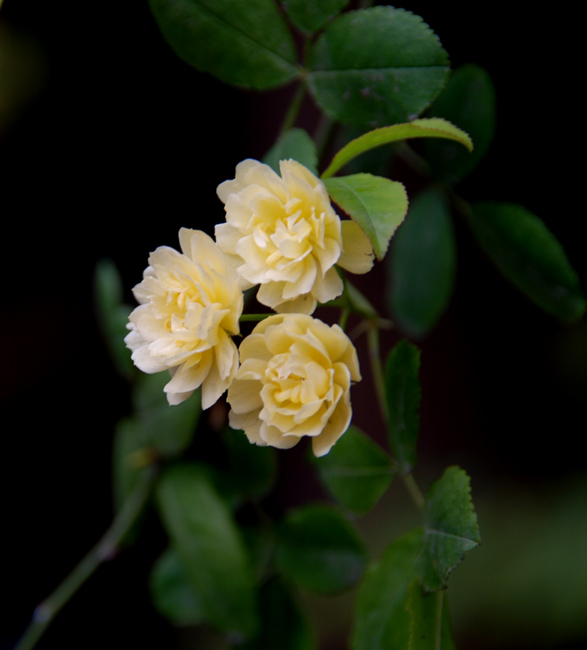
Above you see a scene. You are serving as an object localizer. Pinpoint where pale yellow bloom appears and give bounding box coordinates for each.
[215,159,374,314]
[125,229,243,407]
[227,314,361,457]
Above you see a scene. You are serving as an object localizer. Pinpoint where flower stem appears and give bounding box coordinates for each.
[279,82,306,136]
[366,324,426,513]
[240,313,272,322]
[13,468,156,650]
[367,325,389,427]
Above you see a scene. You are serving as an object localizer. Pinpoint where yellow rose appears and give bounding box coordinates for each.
[215,159,374,314]
[125,229,243,407]
[226,314,361,457]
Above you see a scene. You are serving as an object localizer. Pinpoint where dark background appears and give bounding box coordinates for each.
[2,2,586,649]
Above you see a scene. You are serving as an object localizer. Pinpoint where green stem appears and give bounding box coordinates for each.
[367,325,426,513]
[402,472,425,512]
[240,313,272,322]
[367,325,389,427]
[279,82,306,137]
[14,468,156,650]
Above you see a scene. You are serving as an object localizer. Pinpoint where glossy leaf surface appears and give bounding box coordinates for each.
[308,7,449,128]
[325,173,408,260]
[284,0,348,33]
[389,188,456,337]
[149,0,298,89]
[421,466,480,591]
[322,118,472,179]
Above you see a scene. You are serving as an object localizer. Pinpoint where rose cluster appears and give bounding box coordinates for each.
[125,160,374,456]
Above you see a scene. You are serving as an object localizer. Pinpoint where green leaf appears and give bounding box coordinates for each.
[221,427,277,503]
[421,466,480,591]
[133,372,201,458]
[313,425,394,514]
[283,0,349,33]
[388,188,456,337]
[150,546,204,626]
[385,340,421,474]
[112,417,151,510]
[469,202,586,322]
[276,504,367,593]
[407,585,457,650]
[148,0,299,90]
[426,64,495,183]
[93,259,133,380]
[325,173,408,260]
[156,464,258,638]
[240,577,315,650]
[352,529,424,650]
[322,118,472,179]
[308,7,449,128]
[263,128,318,175]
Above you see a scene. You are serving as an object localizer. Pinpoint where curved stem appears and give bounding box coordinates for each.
[14,468,156,650]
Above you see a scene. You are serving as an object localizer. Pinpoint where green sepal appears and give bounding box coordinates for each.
[388,188,456,337]
[312,425,395,514]
[148,0,299,89]
[155,463,258,639]
[385,340,421,474]
[308,7,449,128]
[322,118,472,179]
[276,504,367,594]
[469,202,586,323]
[325,173,408,260]
[263,128,319,176]
[421,466,480,591]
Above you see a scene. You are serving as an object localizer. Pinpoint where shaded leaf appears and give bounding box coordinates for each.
[133,372,201,458]
[470,202,586,322]
[422,466,480,591]
[283,0,348,33]
[352,529,424,650]
[221,427,277,503]
[313,425,394,514]
[150,546,204,626]
[385,340,421,474]
[308,7,449,128]
[240,577,315,650]
[426,63,495,183]
[112,417,150,510]
[322,118,472,179]
[148,0,298,89]
[388,188,456,337]
[276,504,366,593]
[325,173,408,260]
[264,128,318,175]
[156,464,258,638]
[407,585,457,650]
[93,259,133,380]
